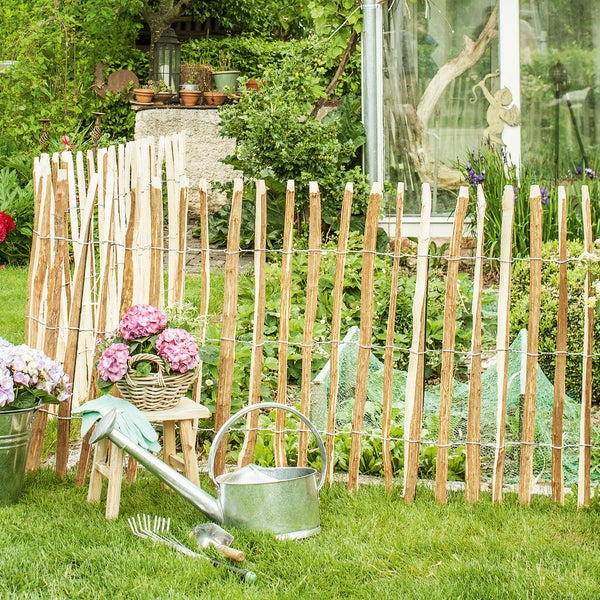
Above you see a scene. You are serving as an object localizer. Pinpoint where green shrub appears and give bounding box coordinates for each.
[197,232,496,411]
[510,239,600,402]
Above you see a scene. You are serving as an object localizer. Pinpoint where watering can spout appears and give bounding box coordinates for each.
[90,410,223,523]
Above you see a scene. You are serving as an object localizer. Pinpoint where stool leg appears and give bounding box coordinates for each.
[162,421,176,468]
[179,420,200,487]
[87,438,109,503]
[105,445,124,520]
[125,457,138,483]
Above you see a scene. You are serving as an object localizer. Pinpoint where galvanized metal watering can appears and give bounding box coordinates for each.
[91,402,327,540]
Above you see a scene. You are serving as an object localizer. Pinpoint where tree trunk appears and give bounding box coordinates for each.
[141,0,194,63]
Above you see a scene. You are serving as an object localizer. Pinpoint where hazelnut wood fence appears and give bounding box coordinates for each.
[24,137,597,506]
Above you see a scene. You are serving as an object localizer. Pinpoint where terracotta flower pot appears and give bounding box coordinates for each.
[179,90,202,107]
[203,91,227,106]
[133,88,155,104]
[246,79,260,92]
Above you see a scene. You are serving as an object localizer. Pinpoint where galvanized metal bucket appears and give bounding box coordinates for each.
[0,405,38,505]
[207,403,327,540]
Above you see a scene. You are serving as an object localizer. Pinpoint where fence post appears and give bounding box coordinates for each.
[382,182,404,492]
[403,184,432,503]
[212,179,244,477]
[238,180,268,467]
[465,185,486,503]
[298,182,322,466]
[578,185,594,507]
[274,181,296,468]
[435,186,469,503]
[324,183,354,483]
[518,186,543,505]
[492,185,516,502]
[347,182,382,492]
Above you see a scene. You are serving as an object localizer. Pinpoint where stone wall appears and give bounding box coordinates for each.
[134,107,241,215]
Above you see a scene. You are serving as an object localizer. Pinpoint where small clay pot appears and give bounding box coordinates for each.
[133,88,155,104]
[179,90,202,107]
[203,91,227,106]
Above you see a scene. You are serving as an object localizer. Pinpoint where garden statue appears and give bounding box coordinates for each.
[93,63,139,99]
[471,70,521,145]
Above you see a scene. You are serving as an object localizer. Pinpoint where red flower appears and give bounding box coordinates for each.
[0,211,15,243]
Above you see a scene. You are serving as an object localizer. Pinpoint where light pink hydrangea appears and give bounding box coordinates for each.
[97,343,130,382]
[156,328,200,373]
[118,304,167,341]
[0,337,72,408]
[0,363,15,408]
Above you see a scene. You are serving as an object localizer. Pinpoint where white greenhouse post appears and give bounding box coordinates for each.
[362,0,384,185]
[499,0,522,170]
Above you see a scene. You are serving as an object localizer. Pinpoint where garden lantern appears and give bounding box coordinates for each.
[153,27,181,93]
[549,61,569,180]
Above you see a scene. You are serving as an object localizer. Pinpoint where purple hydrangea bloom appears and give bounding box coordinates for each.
[0,338,71,407]
[97,343,131,382]
[118,304,167,341]
[156,328,200,373]
[0,363,15,408]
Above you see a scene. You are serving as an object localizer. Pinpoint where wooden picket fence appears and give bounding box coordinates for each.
[24,137,597,506]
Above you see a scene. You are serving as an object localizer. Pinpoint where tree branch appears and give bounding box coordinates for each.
[310,30,358,118]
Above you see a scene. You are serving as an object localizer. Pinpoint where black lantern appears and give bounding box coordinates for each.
[549,61,569,181]
[153,27,181,92]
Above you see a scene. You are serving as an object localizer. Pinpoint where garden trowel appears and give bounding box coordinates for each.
[190,523,246,562]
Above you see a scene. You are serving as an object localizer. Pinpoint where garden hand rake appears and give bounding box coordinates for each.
[127,514,256,583]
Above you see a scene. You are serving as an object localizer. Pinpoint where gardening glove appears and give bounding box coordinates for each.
[75,395,161,453]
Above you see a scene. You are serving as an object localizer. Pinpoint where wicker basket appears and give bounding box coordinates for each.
[115,353,196,411]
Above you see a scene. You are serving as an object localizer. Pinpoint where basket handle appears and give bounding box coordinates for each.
[207,402,327,491]
[124,353,166,387]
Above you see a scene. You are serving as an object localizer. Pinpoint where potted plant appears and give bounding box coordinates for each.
[96,304,200,411]
[203,89,228,106]
[151,80,175,105]
[180,63,214,91]
[133,83,155,104]
[212,51,241,92]
[179,77,202,106]
[180,78,200,92]
[0,337,72,505]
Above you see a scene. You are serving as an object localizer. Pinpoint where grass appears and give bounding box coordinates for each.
[1,469,599,599]
[3,267,600,598]
[0,265,28,343]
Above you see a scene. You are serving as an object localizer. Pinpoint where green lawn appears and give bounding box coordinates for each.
[2,268,600,598]
[0,469,598,599]
[0,266,28,343]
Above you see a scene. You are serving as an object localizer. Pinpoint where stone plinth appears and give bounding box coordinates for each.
[134,107,241,214]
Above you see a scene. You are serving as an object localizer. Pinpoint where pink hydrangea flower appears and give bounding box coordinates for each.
[156,328,199,373]
[97,343,130,382]
[118,304,167,341]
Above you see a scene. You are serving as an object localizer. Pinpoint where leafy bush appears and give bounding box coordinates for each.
[510,239,600,402]
[0,168,34,265]
[197,232,496,413]
[214,49,369,245]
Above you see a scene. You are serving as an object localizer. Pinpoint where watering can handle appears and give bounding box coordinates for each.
[207,402,328,491]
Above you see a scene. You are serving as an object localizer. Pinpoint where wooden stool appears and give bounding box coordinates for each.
[87,397,210,520]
